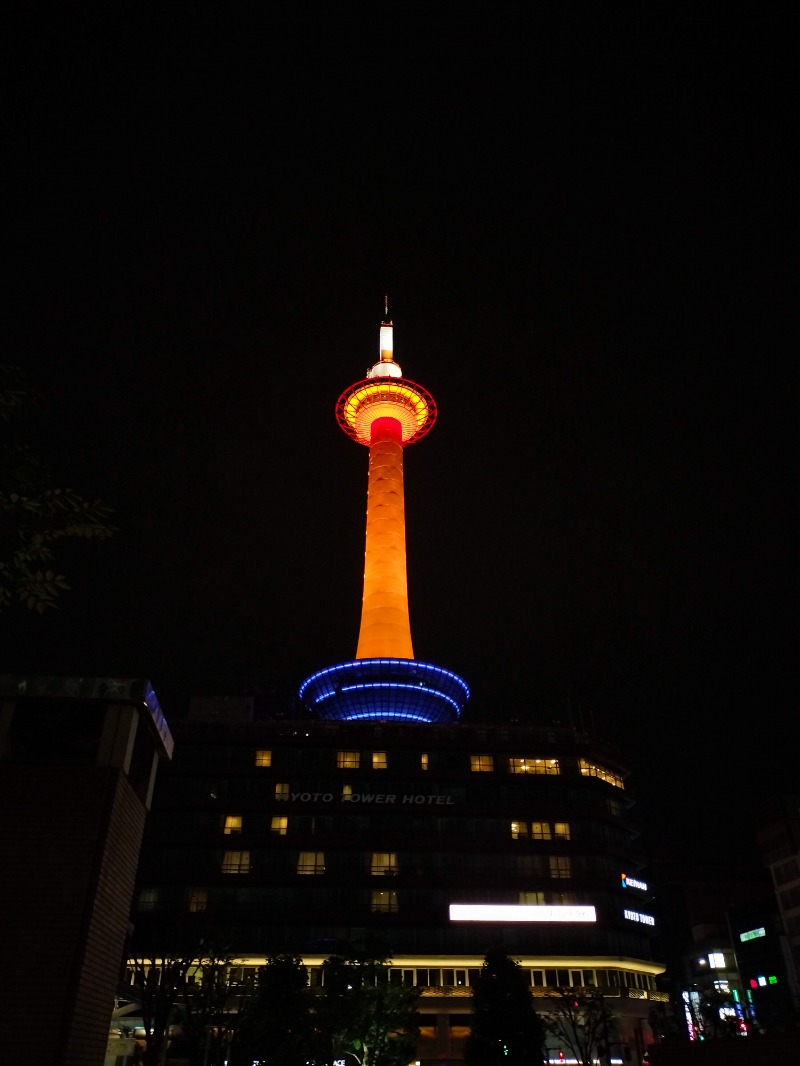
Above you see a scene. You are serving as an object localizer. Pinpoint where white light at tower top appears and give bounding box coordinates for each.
[368,319,402,378]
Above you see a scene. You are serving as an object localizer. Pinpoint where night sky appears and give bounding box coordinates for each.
[5,10,796,864]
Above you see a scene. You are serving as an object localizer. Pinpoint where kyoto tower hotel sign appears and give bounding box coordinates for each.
[299,307,470,723]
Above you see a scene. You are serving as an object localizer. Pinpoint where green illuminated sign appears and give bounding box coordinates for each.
[740,927,765,942]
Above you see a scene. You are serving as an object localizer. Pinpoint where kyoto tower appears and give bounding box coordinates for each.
[298,303,470,723]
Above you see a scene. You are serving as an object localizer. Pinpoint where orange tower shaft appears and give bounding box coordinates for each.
[356,415,414,660]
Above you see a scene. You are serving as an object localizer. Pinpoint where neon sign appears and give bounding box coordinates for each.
[624,909,655,925]
[621,872,648,891]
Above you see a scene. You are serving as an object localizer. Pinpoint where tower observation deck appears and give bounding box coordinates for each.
[298,307,470,723]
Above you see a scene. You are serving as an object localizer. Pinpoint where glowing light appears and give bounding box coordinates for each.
[740,927,765,942]
[299,659,470,724]
[336,378,436,446]
[621,873,648,891]
[297,313,468,723]
[449,904,597,923]
[623,909,655,926]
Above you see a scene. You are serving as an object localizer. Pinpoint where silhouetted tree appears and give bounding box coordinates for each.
[0,363,115,611]
[541,989,617,1066]
[231,953,313,1066]
[464,947,547,1065]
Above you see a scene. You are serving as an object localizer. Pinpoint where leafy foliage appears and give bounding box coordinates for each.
[0,364,115,611]
[464,948,546,1066]
[317,945,420,1066]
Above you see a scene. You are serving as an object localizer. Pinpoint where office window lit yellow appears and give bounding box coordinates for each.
[372,751,388,769]
[221,851,250,874]
[554,822,571,840]
[470,754,494,772]
[531,821,552,840]
[275,782,289,799]
[579,759,624,789]
[297,851,325,875]
[254,749,272,767]
[420,753,429,770]
[371,852,398,875]
[223,815,242,835]
[509,758,560,775]
[270,816,288,835]
[510,820,529,840]
[337,751,360,769]
[520,890,545,904]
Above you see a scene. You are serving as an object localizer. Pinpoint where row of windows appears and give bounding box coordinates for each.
[126,960,655,992]
[252,750,623,787]
[223,814,573,841]
[214,850,576,878]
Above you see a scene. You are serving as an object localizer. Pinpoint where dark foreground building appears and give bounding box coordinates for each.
[0,675,172,1066]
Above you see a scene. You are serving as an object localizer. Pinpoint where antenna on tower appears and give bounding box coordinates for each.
[384,293,389,319]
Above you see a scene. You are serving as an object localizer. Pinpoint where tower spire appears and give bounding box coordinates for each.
[298,307,469,723]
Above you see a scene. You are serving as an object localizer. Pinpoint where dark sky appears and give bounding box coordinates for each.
[5,9,797,864]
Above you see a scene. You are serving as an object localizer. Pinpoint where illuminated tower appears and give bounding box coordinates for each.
[299,305,470,723]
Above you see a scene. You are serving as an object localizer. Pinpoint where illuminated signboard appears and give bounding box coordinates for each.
[621,872,648,891]
[449,904,596,923]
[740,927,766,942]
[623,909,655,926]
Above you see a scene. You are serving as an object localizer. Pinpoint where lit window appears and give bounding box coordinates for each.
[420,753,429,770]
[223,815,243,835]
[371,852,398,875]
[138,888,158,911]
[509,758,560,775]
[549,856,572,879]
[221,851,251,874]
[510,820,529,840]
[371,889,398,912]
[519,891,545,904]
[579,759,624,789]
[275,782,289,799]
[372,751,388,770]
[188,888,207,913]
[342,784,353,800]
[470,754,494,772]
[255,749,272,767]
[270,816,288,835]
[337,751,360,769]
[297,851,325,875]
[554,822,571,840]
[531,821,552,840]
[708,952,726,968]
